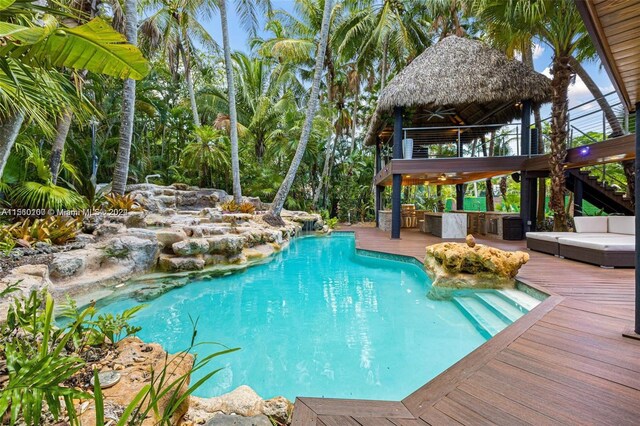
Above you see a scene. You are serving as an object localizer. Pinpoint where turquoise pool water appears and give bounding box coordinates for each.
[95,234,508,401]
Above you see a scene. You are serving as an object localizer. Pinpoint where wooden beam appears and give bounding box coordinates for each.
[523,134,635,171]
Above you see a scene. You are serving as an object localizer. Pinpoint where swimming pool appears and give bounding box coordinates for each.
[96,233,540,401]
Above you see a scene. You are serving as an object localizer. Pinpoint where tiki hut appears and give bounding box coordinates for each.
[365,36,552,147]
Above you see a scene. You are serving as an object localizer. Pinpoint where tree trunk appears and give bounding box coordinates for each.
[350,88,358,153]
[264,0,333,224]
[185,67,200,128]
[219,0,242,203]
[50,109,73,185]
[485,178,494,211]
[380,38,388,91]
[180,38,201,128]
[0,112,25,178]
[549,55,572,231]
[436,185,444,212]
[323,130,340,207]
[569,56,623,137]
[313,132,336,208]
[485,134,495,211]
[112,0,138,195]
[523,42,547,224]
[499,176,507,198]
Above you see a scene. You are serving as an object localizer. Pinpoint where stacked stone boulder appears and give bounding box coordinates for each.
[424,236,530,299]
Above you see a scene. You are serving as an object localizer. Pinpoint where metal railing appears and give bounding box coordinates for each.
[382,91,631,168]
[539,91,629,152]
[396,123,525,160]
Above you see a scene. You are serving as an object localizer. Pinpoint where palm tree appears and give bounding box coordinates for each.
[139,0,219,129]
[218,0,242,202]
[334,0,431,90]
[217,0,272,201]
[264,0,333,225]
[181,126,230,187]
[199,52,302,162]
[112,0,140,195]
[475,0,588,231]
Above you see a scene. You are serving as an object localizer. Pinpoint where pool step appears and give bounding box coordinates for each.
[475,292,525,323]
[452,296,510,339]
[497,289,542,311]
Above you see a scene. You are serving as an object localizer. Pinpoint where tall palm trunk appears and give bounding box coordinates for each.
[380,38,389,91]
[179,39,200,128]
[0,112,25,178]
[436,185,444,212]
[264,0,333,224]
[50,109,73,185]
[523,44,547,224]
[313,131,336,208]
[219,0,242,202]
[549,55,572,231]
[485,133,495,211]
[350,88,359,153]
[569,56,623,137]
[112,0,138,195]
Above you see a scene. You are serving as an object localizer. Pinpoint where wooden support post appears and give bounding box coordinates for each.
[375,143,382,227]
[574,177,584,217]
[521,100,532,156]
[456,184,464,211]
[375,185,384,227]
[635,104,640,334]
[529,176,537,231]
[391,107,403,239]
[520,172,531,233]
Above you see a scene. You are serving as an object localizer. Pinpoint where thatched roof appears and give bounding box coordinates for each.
[365,36,552,146]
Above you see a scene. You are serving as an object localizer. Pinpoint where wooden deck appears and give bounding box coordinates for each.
[291,227,640,425]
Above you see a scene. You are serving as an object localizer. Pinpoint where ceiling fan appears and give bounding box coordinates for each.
[422,107,457,121]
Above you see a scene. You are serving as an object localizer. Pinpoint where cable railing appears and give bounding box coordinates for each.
[381,91,630,167]
[393,123,525,161]
[539,91,629,152]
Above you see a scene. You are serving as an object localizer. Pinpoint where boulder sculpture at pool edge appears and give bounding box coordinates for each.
[424,235,529,299]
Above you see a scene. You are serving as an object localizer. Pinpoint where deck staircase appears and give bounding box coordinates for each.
[452,290,541,339]
[565,169,634,215]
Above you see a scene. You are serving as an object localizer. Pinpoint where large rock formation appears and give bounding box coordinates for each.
[424,237,529,299]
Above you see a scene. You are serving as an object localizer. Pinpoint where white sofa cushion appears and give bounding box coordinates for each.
[558,235,635,251]
[526,232,604,242]
[608,216,635,235]
[574,216,608,233]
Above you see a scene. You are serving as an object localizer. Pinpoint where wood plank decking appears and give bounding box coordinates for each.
[291,227,640,425]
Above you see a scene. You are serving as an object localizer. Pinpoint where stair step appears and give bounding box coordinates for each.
[497,290,542,311]
[453,296,510,339]
[475,292,526,323]
[579,170,590,176]
[587,176,599,180]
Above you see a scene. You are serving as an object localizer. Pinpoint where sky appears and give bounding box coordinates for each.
[202,2,620,118]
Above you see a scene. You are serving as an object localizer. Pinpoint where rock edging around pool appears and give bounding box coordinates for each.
[0,184,329,318]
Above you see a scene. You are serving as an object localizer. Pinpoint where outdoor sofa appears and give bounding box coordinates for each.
[526,216,635,268]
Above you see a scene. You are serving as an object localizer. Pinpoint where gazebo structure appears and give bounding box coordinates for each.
[366,36,552,239]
